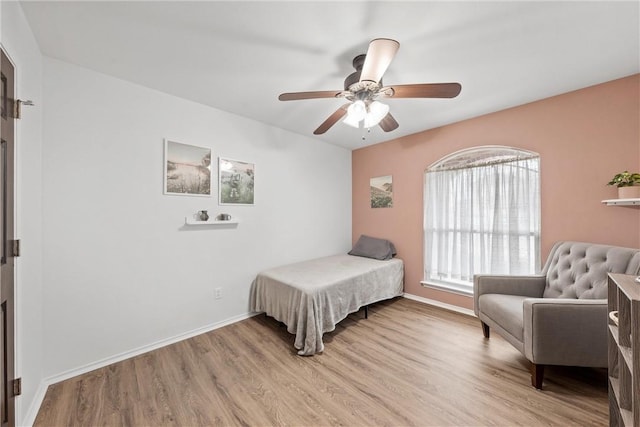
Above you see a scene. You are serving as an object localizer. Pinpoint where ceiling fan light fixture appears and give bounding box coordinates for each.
[346,100,366,121]
[342,112,361,128]
[363,101,389,128]
[343,100,367,127]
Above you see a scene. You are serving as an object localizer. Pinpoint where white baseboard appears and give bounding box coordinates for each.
[47,311,260,385]
[20,381,49,427]
[403,292,476,317]
[22,311,260,427]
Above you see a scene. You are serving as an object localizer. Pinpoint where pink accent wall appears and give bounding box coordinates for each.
[352,74,640,310]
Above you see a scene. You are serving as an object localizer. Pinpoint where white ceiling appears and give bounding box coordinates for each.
[19,1,640,150]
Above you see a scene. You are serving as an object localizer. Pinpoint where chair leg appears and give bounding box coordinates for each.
[481,321,490,338]
[531,363,544,389]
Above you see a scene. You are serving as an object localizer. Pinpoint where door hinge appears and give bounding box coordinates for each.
[10,240,19,257]
[12,378,21,396]
[14,99,34,119]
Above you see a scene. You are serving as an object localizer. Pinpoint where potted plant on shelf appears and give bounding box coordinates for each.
[607,171,640,199]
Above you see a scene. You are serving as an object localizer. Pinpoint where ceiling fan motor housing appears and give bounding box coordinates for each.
[344,53,366,90]
[344,54,383,101]
[344,71,361,91]
[345,54,382,86]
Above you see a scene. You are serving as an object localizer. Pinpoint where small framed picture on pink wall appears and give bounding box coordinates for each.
[370,175,393,208]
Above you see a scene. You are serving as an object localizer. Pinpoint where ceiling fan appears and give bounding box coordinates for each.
[278,38,462,135]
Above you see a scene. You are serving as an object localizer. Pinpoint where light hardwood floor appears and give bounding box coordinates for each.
[34,298,608,426]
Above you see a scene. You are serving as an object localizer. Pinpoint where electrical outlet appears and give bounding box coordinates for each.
[214,288,222,299]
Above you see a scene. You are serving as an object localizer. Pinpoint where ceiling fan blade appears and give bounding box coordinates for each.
[386,83,462,99]
[378,112,399,132]
[313,104,350,135]
[278,90,342,101]
[359,38,400,84]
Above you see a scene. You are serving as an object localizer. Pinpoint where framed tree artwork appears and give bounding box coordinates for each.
[219,157,255,205]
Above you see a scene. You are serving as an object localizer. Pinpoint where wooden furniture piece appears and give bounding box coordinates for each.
[607,273,640,427]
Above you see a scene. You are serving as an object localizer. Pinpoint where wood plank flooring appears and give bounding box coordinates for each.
[34,298,608,426]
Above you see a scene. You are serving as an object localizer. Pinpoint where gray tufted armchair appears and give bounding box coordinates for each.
[474,241,640,389]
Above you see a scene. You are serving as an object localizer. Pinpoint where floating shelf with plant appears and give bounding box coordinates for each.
[607,171,640,199]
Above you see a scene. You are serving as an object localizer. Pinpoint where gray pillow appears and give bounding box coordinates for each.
[348,235,397,260]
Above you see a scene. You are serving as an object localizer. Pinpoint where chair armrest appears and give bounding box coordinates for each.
[473,275,546,315]
[522,298,608,367]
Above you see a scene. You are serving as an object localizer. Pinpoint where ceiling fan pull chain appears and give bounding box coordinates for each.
[362,127,372,141]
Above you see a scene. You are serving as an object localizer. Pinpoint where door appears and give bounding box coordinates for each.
[0,47,16,427]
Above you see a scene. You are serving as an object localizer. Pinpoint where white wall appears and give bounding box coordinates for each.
[42,58,352,378]
[1,7,351,422]
[1,2,45,426]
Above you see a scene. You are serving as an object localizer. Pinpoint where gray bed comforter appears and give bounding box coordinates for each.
[250,254,404,355]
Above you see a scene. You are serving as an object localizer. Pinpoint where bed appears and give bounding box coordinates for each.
[250,253,404,356]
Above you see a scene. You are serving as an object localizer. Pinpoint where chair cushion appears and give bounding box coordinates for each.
[543,242,640,299]
[478,294,528,341]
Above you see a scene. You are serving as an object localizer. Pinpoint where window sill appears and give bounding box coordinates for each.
[421,281,473,297]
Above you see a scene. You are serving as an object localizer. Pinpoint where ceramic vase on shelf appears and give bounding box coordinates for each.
[618,186,640,199]
[199,210,209,221]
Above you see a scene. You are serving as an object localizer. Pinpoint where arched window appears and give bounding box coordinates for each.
[423,146,541,295]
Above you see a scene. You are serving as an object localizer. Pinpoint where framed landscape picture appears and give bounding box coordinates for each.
[370,175,393,208]
[219,157,255,205]
[164,139,212,196]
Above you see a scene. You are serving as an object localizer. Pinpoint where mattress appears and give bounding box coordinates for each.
[250,254,404,355]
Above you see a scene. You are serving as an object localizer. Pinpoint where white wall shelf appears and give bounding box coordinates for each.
[602,198,640,206]
[184,217,239,226]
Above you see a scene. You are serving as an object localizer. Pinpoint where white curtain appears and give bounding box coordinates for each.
[424,156,540,289]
